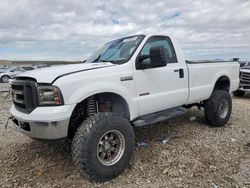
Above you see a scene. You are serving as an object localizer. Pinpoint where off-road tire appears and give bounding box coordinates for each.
[1,75,10,83]
[71,113,135,182]
[233,90,245,97]
[204,90,232,127]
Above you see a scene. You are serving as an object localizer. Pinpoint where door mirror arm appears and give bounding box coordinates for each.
[136,55,150,70]
[138,55,150,62]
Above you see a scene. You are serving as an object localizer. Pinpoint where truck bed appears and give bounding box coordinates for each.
[186,61,240,104]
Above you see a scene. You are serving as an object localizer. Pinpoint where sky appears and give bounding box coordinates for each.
[0,0,250,61]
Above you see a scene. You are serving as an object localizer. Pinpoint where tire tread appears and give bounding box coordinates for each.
[204,90,232,127]
[71,113,134,182]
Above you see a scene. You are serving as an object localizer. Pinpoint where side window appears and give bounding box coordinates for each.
[139,36,177,66]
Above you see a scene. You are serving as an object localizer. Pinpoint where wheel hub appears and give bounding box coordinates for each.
[2,76,9,83]
[219,99,229,119]
[97,130,125,166]
[104,142,111,150]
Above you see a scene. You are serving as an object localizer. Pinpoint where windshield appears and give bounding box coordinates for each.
[85,35,145,64]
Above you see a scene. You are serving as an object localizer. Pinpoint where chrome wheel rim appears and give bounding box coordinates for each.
[219,99,229,119]
[97,130,125,166]
[2,76,9,83]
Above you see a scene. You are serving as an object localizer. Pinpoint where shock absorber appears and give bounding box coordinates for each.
[86,95,97,116]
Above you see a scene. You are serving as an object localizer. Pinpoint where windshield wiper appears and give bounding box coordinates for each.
[92,54,101,63]
[93,56,114,63]
[92,54,115,64]
[98,59,113,63]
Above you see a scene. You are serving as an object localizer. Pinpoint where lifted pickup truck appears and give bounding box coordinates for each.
[10,34,239,181]
[233,65,250,97]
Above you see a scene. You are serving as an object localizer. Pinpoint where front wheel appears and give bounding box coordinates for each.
[71,113,135,182]
[204,90,232,127]
[1,75,10,83]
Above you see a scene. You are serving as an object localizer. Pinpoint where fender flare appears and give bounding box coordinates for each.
[67,82,139,120]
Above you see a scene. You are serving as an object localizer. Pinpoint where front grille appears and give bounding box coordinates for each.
[11,79,37,113]
[240,72,250,89]
[12,84,26,108]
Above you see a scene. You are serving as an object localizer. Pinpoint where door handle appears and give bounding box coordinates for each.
[174,69,184,78]
[179,69,184,78]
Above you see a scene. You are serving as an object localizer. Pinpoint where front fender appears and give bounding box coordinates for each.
[65,81,138,120]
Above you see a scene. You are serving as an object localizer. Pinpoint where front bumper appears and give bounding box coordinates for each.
[10,104,75,140]
[12,117,69,140]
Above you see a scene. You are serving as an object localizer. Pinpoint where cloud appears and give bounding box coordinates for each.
[0,0,250,60]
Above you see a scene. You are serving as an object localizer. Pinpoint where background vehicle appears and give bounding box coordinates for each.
[10,34,239,181]
[233,65,250,97]
[0,66,35,83]
[0,66,9,73]
[35,64,51,69]
[239,61,250,67]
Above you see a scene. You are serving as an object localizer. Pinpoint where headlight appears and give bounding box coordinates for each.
[37,86,64,106]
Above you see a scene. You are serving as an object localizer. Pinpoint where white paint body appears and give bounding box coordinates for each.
[10,34,240,139]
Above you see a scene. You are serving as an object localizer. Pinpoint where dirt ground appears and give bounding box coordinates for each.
[0,83,249,188]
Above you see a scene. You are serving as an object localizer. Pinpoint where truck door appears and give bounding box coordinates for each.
[134,36,189,116]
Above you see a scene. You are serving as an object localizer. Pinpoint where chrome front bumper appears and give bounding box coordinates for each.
[10,104,75,140]
[12,117,69,140]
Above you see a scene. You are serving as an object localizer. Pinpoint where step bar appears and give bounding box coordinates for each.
[132,107,187,127]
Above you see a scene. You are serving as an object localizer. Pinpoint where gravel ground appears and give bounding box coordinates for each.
[0,83,249,188]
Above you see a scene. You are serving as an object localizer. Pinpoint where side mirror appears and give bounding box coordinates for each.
[149,46,167,68]
[136,45,167,70]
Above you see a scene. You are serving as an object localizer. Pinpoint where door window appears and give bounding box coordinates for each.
[139,36,177,67]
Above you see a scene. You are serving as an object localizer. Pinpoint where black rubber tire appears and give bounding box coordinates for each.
[233,90,245,97]
[204,90,232,127]
[1,75,10,83]
[71,113,135,182]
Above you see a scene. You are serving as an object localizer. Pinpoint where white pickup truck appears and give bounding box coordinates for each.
[10,34,239,181]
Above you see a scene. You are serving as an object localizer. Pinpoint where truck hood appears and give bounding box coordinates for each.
[15,62,115,83]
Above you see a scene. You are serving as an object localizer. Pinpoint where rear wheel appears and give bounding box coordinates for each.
[233,90,245,97]
[204,90,232,127]
[71,113,135,182]
[1,75,10,83]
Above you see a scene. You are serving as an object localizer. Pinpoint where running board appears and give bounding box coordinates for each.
[132,107,187,127]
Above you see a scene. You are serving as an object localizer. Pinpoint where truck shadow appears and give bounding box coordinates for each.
[233,93,250,99]
[133,108,206,143]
